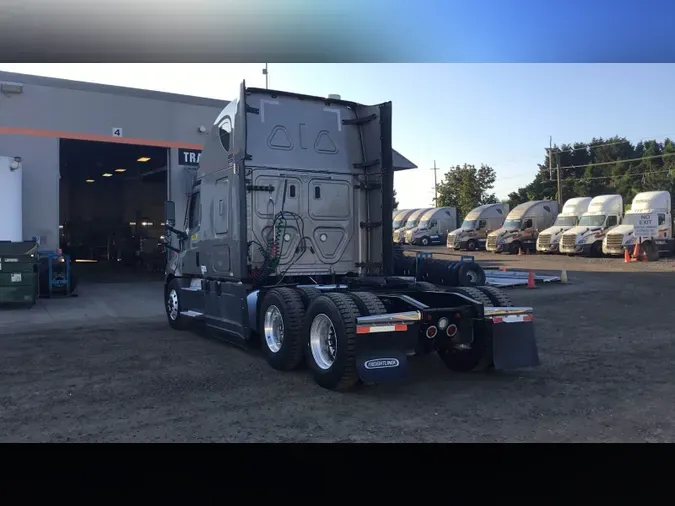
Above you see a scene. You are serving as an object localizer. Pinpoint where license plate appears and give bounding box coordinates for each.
[11,273,22,283]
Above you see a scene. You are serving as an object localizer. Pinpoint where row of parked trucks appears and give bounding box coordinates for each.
[395,191,675,259]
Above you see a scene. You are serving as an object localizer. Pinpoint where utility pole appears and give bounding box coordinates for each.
[431,160,439,205]
[548,136,553,180]
[263,63,269,89]
[556,155,562,205]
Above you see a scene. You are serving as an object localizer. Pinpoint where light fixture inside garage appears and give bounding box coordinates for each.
[85,179,95,183]
[102,172,113,177]
[137,157,151,162]
[114,168,126,173]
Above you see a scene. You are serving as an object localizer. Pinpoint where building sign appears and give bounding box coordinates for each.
[178,148,202,167]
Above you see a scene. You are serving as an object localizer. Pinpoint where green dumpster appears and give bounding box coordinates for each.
[0,241,39,305]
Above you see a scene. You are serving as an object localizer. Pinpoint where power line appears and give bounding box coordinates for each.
[493,147,675,183]
[551,134,675,153]
[556,151,675,170]
[542,169,671,184]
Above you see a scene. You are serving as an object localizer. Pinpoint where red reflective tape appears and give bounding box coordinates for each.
[356,324,409,334]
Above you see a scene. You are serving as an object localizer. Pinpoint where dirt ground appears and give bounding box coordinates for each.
[1,250,674,442]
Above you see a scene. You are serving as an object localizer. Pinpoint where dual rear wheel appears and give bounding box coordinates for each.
[258,284,513,390]
[259,288,386,391]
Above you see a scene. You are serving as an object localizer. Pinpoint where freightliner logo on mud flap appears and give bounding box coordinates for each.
[364,358,400,370]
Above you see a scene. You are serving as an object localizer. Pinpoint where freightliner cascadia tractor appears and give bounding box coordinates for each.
[162,82,540,391]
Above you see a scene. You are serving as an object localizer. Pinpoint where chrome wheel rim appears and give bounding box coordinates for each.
[422,238,429,245]
[167,289,179,320]
[263,305,284,353]
[466,270,478,284]
[310,313,337,370]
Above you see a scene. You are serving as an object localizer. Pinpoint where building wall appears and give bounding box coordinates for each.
[0,73,225,249]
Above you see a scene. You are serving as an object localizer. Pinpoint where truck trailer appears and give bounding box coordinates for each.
[602,191,673,260]
[447,203,509,251]
[486,200,559,254]
[536,197,592,253]
[559,194,623,256]
[162,83,540,391]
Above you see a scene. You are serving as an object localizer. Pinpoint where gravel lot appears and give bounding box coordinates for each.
[2,250,674,442]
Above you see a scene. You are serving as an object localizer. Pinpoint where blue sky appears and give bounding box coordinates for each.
[2,63,675,208]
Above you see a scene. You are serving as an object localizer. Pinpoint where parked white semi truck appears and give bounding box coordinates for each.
[392,209,418,244]
[602,191,673,260]
[409,207,457,246]
[486,200,559,254]
[447,203,509,251]
[399,208,432,244]
[535,197,592,253]
[559,194,623,256]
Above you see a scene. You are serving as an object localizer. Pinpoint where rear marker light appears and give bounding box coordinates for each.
[446,324,458,337]
[438,317,449,330]
[426,326,437,339]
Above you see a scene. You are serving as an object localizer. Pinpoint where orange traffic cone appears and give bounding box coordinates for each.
[631,243,640,262]
[527,270,536,289]
[624,248,631,263]
[518,247,523,256]
[499,266,507,272]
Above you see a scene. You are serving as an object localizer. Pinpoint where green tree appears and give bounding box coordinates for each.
[507,136,675,211]
[436,164,498,220]
[392,189,399,210]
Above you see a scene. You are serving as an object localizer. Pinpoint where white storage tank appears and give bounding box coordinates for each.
[0,156,23,242]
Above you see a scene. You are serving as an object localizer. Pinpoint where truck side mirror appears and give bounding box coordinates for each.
[165,201,176,226]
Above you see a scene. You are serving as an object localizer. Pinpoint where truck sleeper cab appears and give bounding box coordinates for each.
[447,203,508,251]
[409,207,457,246]
[392,209,417,244]
[486,200,559,254]
[536,197,592,253]
[162,83,540,391]
[603,191,674,260]
[559,194,623,257]
[400,208,432,244]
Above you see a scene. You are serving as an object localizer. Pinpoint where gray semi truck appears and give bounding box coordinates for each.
[161,82,540,391]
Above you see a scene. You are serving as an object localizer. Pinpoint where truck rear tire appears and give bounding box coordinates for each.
[414,281,441,291]
[166,279,191,331]
[348,291,387,316]
[304,292,361,391]
[447,287,493,307]
[438,288,494,372]
[259,287,306,371]
[295,286,322,308]
[475,286,513,307]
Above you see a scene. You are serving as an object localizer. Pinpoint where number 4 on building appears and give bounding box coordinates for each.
[112,128,123,137]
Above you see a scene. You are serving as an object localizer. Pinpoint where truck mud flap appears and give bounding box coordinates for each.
[355,327,413,383]
[491,318,540,370]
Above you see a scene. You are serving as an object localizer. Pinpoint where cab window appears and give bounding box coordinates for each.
[606,215,618,227]
[658,213,666,226]
[522,219,533,229]
[478,219,487,229]
[188,192,201,230]
[428,219,438,228]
